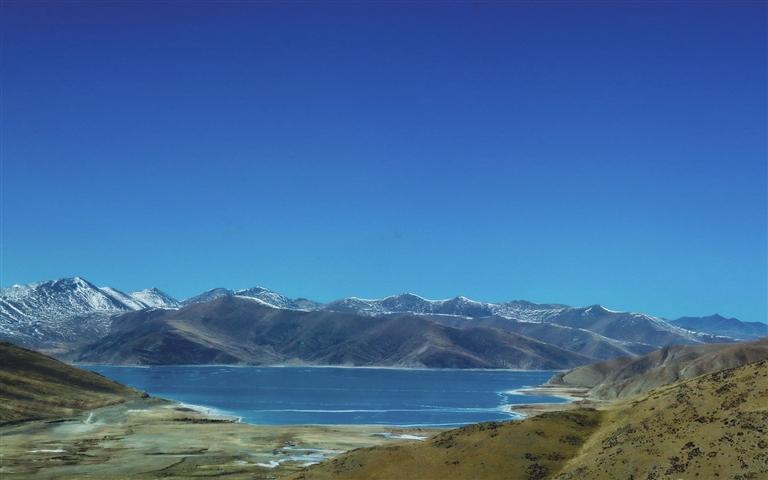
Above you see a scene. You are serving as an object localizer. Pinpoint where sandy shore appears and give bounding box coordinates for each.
[0,398,439,479]
[505,385,602,418]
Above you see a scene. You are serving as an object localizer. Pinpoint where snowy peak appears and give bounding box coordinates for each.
[321,297,385,315]
[0,277,183,317]
[380,293,435,314]
[182,288,235,306]
[0,277,138,343]
[2,277,131,315]
[235,286,294,309]
[182,285,313,311]
[235,286,320,310]
[129,288,181,309]
[0,277,183,345]
[324,293,498,318]
[100,287,147,310]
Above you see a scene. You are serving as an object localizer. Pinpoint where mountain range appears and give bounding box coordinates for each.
[73,296,594,368]
[0,277,764,368]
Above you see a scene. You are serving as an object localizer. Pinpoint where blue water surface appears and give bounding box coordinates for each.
[87,366,565,427]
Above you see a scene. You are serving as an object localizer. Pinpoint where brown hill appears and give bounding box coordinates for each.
[548,337,768,399]
[75,296,592,369]
[0,342,142,425]
[290,359,768,480]
[428,315,656,360]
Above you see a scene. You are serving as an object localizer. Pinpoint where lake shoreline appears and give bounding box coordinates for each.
[0,397,441,479]
[505,384,600,418]
[74,362,568,372]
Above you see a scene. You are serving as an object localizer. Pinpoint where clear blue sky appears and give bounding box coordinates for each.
[1,2,765,322]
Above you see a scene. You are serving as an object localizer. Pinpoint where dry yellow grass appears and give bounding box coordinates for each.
[289,410,602,480]
[556,359,768,479]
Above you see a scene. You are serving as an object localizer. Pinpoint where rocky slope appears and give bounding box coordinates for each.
[548,337,768,399]
[291,359,768,480]
[0,342,142,425]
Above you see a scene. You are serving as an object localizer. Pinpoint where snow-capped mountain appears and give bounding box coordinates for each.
[181,288,235,306]
[0,277,179,346]
[182,286,317,310]
[322,293,496,317]
[0,276,744,363]
[235,286,299,309]
[99,287,147,310]
[129,288,181,309]
[322,294,714,346]
[322,293,566,319]
[1,277,126,316]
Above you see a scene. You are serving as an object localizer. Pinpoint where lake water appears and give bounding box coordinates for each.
[87,366,566,427]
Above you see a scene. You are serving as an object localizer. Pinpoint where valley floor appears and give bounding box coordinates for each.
[0,398,439,479]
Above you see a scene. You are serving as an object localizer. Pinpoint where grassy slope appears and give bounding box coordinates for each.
[290,359,768,480]
[292,410,602,480]
[555,358,767,479]
[0,342,141,425]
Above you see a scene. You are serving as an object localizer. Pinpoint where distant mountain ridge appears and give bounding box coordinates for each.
[1,276,763,368]
[182,286,321,310]
[322,293,569,320]
[671,314,767,340]
[75,296,593,369]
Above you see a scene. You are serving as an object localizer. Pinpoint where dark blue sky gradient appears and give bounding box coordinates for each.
[2,2,766,321]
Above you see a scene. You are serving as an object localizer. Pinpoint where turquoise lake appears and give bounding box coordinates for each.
[87,366,566,427]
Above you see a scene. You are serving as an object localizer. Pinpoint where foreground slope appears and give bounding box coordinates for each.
[292,359,768,480]
[0,342,141,425]
[548,337,768,399]
[555,359,768,479]
[76,296,591,369]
